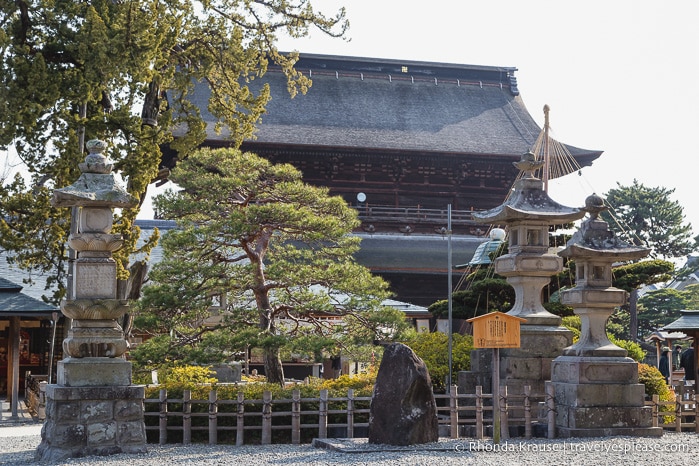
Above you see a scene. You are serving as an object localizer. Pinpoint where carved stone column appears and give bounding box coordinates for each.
[37,140,148,461]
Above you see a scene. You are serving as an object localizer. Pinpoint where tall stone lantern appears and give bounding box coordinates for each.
[37,140,148,461]
[459,152,585,401]
[550,193,662,437]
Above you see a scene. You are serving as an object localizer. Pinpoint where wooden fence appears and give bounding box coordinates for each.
[143,385,551,445]
[647,390,699,433]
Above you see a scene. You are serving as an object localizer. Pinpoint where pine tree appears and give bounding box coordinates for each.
[137,147,394,385]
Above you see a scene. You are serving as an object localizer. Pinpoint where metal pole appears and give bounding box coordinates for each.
[493,347,500,443]
[47,312,59,385]
[447,204,453,392]
[10,316,20,419]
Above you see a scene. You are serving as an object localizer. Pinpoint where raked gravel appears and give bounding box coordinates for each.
[1,424,699,465]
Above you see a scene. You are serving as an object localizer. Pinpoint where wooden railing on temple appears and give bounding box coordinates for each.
[350,205,488,235]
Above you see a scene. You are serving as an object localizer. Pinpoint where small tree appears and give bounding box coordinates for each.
[637,288,689,338]
[602,180,696,260]
[136,147,393,385]
[611,259,675,340]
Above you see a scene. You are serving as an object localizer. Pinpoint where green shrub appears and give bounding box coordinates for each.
[160,365,217,386]
[403,332,473,392]
[638,363,675,423]
[561,316,581,342]
[609,335,646,362]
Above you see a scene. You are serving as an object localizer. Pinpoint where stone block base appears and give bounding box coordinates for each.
[36,384,147,462]
[58,357,132,386]
[553,382,646,407]
[557,426,664,438]
[557,404,653,429]
[549,356,661,437]
[551,356,639,384]
[458,325,573,410]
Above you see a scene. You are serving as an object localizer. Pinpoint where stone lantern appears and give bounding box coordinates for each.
[459,152,585,402]
[474,152,586,326]
[37,140,148,461]
[549,193,662,437]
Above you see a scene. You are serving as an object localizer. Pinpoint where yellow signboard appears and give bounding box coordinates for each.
[467,311,526,348]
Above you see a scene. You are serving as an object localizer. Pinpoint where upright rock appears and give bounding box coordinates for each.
[368,343,438,445]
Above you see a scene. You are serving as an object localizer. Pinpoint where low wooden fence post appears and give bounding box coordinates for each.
[291,389,301,445]
[675,392,682,432]
[236,392,245,446]
[450,385,459,439]
[209,389,218,445]
[159,388,168,445]
[651,394,659,428]
[261,390,272,445]
[318,389,328,439]
[695,394,699,433]
[500,385,509,440]
[183,389,192,444]
[546,382,556,439]
[524,385,532,439]
[347,388,355,439]
[475,385,483,440]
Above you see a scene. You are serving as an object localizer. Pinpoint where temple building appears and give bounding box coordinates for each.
[166,53,603,306]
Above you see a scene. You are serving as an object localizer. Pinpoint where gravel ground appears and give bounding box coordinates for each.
[1,426,699,465]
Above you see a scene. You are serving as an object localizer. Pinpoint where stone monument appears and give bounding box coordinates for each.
[459,152,584,401]
[368,343,439,445]
[36,140,148,461]
[549,194,662,437]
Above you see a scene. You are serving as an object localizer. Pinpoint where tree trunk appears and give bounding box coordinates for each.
[629,289,639,342]
[263,346,285,387]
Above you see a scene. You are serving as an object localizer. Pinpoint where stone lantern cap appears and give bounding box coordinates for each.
[472,152,585,225]
[558,193,650,261]
[52,140,138,209]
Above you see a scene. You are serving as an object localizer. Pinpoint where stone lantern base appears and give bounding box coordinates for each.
[36,383,147,462]
[459,324,573,409]
[550,356,662,437]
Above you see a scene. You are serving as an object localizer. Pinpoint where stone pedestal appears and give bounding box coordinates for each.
[36,385,147,462]
[550,356,662,437]
[57,358,133,386]
[459,324,572,399]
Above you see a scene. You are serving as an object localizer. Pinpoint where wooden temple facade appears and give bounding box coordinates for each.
[169,54,602,306]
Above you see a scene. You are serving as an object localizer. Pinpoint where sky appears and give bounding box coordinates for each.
[2,1,698,239]
[268,0,699,237]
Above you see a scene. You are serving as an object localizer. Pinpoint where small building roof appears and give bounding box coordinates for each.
[662,310,699,332]
[0,277,59,317]
[457,232,505,268]
[645,330,688,342]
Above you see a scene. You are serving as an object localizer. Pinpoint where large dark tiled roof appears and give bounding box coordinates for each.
[188,53,601,160]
